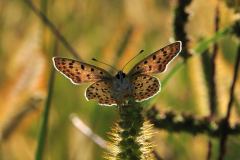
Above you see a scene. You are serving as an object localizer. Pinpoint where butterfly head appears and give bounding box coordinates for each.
[115,71,126,82]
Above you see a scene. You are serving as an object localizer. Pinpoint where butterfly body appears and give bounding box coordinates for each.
[53,41,182,106]
[113,71,132,93]
[111,71,134,103]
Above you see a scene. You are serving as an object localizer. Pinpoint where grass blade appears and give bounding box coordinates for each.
[35,42,57,160]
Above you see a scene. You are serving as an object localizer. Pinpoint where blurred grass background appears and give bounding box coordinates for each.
[0,0,240,160]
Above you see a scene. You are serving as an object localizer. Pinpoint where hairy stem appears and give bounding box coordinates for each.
[173,0,192,59]
[117,103,144,159]
[147,107,240,137]
[106,101,154,160]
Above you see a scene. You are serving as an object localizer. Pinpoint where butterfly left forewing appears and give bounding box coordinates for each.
[128,41,182,76]
[53,57,111,84]
[131,74,160,101]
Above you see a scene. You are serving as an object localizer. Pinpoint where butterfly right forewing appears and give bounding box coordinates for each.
[53,57,112,84]
[128,41,182,76]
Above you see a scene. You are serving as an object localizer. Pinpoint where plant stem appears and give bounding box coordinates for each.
[207,3,220,160]
[107,101,154,160]
[24,0,81,60]
[35,43,58,160]
[218,43,240,160]
[117,102,144,160]
[173,0,192,59]
[147,107,240,137]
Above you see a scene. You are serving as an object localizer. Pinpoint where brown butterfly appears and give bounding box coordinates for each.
[53,41,182,106]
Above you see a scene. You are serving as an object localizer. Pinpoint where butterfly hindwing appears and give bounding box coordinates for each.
[131,74,160,101]
[53,57,111,84]
[129,41,182,76]
[85,80,117,106]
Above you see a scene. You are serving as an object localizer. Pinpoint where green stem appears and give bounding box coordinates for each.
[117,102,144,160]
[35,65,56,160]
[35,40,58,160]
[35,0,51,159]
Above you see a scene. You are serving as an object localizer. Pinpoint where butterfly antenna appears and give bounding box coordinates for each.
[92,58,118,72]
[122,49,144,71]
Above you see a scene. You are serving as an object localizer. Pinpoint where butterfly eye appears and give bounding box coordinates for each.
[116,73,120,79]
[122,73,126,78]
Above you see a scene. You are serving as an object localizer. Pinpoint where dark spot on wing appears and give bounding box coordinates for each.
[81,64,85,70]
[149,65,152,71]
[158,64,164,71]
[163,51,167,56]
[153,55,156,60]
[75,76,81,82]
[87,74,90,79]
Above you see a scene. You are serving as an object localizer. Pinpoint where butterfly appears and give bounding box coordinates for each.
[52,41,182,106]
